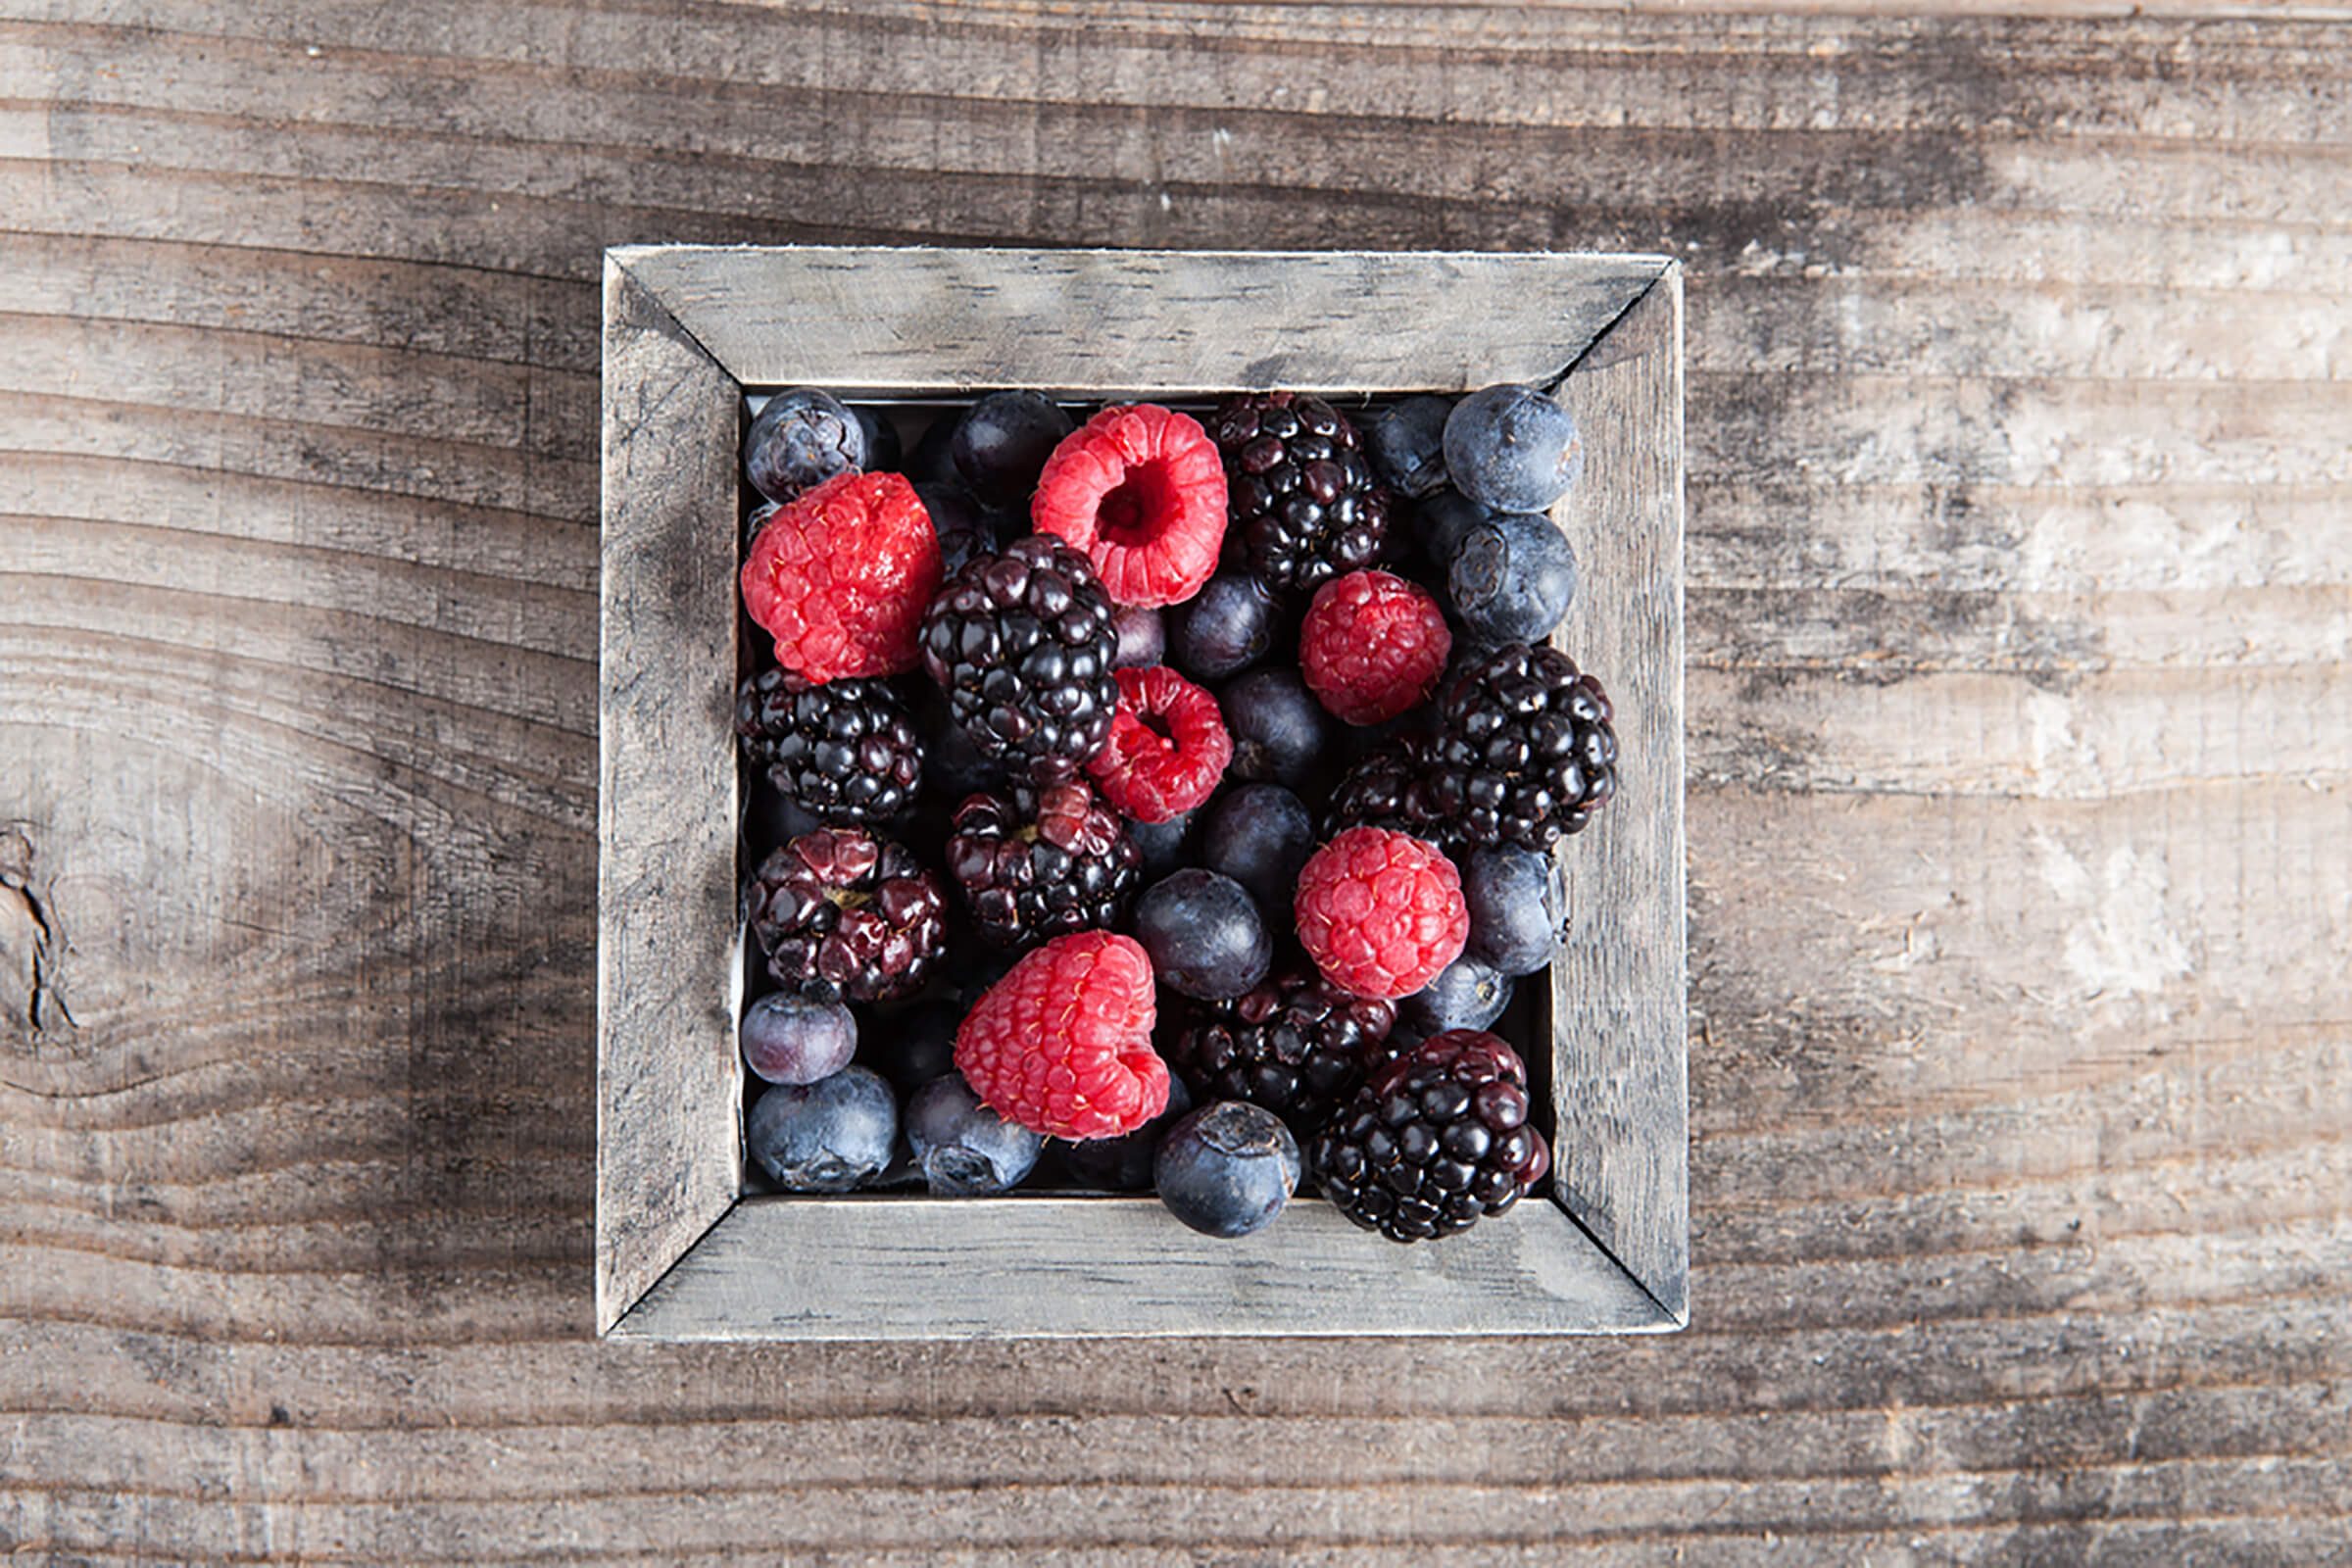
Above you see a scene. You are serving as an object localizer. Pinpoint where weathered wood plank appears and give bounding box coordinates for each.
[4,0,2348,1558]
[594,260,742,1335]
[616,245,1668,396]
[618,1196,1672,1341]
[1546,272,1689,1319]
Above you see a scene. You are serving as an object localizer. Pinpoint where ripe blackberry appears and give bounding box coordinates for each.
[743,828,947,1004]
[1164,966,1397,1133]
[1425,642,1619,851]
[1210,392,1394,596]
[735,669,921,826]
[945,782,1141,951]
[1312,1029,1551,1243]
[1324,739,1443,838]
[919,536,1119,785]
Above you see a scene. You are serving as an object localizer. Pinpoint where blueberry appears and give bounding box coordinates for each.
[913,481,1001,578]
[1446,511,1578,645]
[905,1071,1042,1195]
[1061,1076,1193,1191]
[1134,869,1271,1001]
[1413,488,1494,568]
[741,992,858,1086]
[1126,808,1198,881]
[745,387,867,504]
[864,998,962,1092]
[1444,384,1583,514]
[855,406,905,472]
[952,391,1074,504]
[746,1066,898,1192]
[1462,845,1569,976]
[1111,605,1166,669]
[1200,784,1313,921]
[1397,954,1513,1034]
[906,407,963,484]
[1154,1101,1300,1238]
[1366,394,1456,500]
[1168,572,1280,681]
[1220,667,1336,789]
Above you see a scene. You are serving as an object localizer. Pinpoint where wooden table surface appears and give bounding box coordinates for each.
[4,3,2346,1561]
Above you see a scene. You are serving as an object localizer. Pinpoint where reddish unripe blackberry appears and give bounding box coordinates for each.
[945,782,1141,952]
[743,828,947,1004]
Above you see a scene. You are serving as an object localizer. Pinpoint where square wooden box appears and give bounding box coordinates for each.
[598,246,1686,1340]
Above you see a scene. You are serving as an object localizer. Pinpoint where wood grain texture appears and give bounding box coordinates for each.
[596,262,744,1335]
[624,1197,1672,1341]
[605,244,1679,1338]
[1548,272,1690,1321]
[618,245,1668,396]
[3,0,2347,1560]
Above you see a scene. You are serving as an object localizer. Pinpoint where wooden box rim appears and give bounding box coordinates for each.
[598,244,1687,1340]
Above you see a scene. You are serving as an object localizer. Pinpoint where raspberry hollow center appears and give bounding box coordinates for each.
[1097,461,1180,547]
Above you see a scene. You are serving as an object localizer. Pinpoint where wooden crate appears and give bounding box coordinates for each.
[598,247,1686,1340]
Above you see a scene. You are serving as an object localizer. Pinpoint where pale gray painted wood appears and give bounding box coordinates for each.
[1546,272,1690,1323]
[596,260,746,1335]
[612,246,1671,398]
[613,1195,1676,1341]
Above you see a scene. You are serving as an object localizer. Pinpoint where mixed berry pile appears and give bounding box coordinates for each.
[730,383,1613,1243]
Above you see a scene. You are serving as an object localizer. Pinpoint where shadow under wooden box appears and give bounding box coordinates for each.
[600,246,1685,1340]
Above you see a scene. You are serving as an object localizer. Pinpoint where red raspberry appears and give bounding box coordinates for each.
[1031,404,1227,608]
[1087,665,1233,823]
[955,930,1170,1140]
[1299,569,1452,725]
[741,471,942,680]
[1294,827,1468,1001]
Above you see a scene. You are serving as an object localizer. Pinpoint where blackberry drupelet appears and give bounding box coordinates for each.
[743,828,948,1004]
[1165,966,1397,1134]
[919,536,1120,785]
[735,669,922,826]
[1425,642,1619,851]
[1323,738,1443,838]
[945,782,1141,951]
[1312,1029,1551,1243]
[1210,392,1394,595]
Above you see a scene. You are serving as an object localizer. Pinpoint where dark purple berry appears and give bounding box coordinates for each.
[1199,783,1313,921]
[1220,667,1336,790]
[1444,384,1583,514]
[906,1072,1042,1195]
[1366,394,1455,500]
[742,993,858,1086]
[1133,869,1270,1002]
[1111,605,1166,669]
[1154,1101,1299,1238]
[745,387,866,504]
[747,1066,898,1193]
[1168,571,1281,681]
[952,391,1074,505]
[1397,954,1513,1035]
[1462,845,1568,976]
[1447,511,1578,645]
